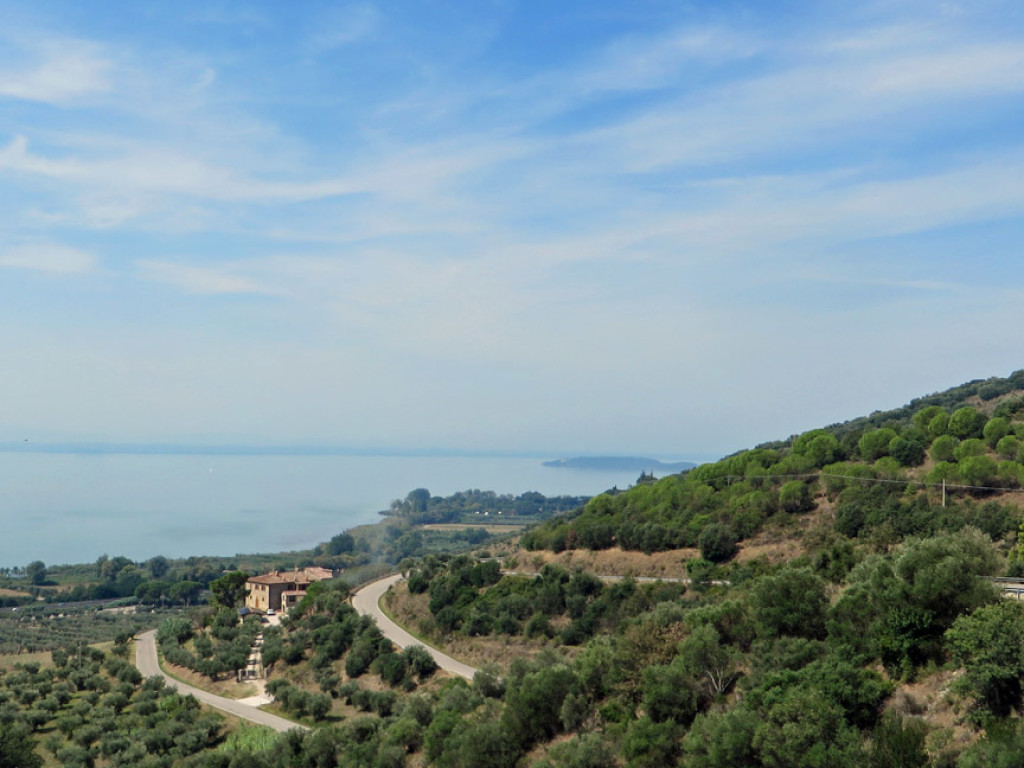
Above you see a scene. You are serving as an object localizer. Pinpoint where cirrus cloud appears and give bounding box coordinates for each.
[0,243,96,273]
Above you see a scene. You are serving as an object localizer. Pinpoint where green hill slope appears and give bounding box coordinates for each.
[522,369,1024,566]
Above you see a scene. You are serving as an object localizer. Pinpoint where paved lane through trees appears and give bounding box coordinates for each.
[135,629,307,733]
[351,573,478,681]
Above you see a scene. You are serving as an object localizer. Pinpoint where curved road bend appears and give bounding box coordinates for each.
[352,573,478,681]
[135,630,308,733]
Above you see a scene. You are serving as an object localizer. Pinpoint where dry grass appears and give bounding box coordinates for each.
[0,650,53,669]
[732,496,839,565]
[499,489,845,574]
[886,668,962,724]
[733,535,805,565]
[0,641,113,670]
[522,734,578,766]
[886,667,980,759]
[264,661,366,722]
[161,660,260,699]
[508,546,699,580]
[0,588,31,598]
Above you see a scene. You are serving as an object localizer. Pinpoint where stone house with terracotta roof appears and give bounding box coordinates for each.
[244,566,334,613]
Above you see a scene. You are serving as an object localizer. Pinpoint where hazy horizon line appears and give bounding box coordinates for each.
[0,441,714,463]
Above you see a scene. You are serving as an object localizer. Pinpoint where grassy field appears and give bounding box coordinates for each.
[0,639,114,669]
[217,723,281,755]
[0,649,52,669]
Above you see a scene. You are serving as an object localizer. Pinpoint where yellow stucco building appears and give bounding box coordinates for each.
[244,566,334,613]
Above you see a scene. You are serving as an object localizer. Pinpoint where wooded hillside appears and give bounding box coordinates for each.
[523,371,1024,573]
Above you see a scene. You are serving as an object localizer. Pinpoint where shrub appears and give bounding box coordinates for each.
[344,639,377,678]
[406,570,429,594]
[525,613,554,639]
[375,652,408,686]
[998,434,1022,460]
[960,456,998,487]
[403,645,438,680]
[930,435,957,463]
[699,524,738,563]
[890,437,926,467]
[751,568,828,639]
[954,439,987,462]
[779,481,813,514]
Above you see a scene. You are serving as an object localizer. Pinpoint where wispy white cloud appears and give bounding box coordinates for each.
[137,259,281,296]
[0,135,360,204]
[0,243,96,273]
[573,26,763,93]
[307,3,379,52]
[0,44,111,104]
[0,128,528,239]
[863,43,1024,95]
[2,1,1023,452]
[614,156,1024,259]
[578,35,1024,172]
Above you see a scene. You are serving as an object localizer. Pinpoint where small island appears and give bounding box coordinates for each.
[542,455,697,473]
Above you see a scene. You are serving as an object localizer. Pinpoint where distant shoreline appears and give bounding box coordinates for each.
[0,442,551,458]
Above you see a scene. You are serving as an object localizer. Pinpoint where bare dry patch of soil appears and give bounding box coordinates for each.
[508,546,698,580]
[733,535,805,565]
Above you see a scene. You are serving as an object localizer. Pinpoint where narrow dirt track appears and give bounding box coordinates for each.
[135,629,307,733]
[351,573,478,681]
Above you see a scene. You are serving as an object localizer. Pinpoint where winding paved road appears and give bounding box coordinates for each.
[135,568,716,727]
[135,630,308,733]
[351,573,478,681]
[350,569,728,683]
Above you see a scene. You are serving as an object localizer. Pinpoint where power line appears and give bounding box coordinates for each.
[693,471,1016,495]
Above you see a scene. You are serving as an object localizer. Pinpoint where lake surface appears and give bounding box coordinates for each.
[0,453,650,567]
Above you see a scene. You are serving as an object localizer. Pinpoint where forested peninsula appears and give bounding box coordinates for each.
[6,371,1024,766]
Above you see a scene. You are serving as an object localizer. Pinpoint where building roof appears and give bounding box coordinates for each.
[246,566,333,586]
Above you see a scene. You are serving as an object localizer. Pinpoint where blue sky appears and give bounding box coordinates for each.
[2,0,1024,458]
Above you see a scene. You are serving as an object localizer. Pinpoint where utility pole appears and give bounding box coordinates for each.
[942,479,946,508]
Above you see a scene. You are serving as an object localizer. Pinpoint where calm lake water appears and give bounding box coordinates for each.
[0,453,649,567]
